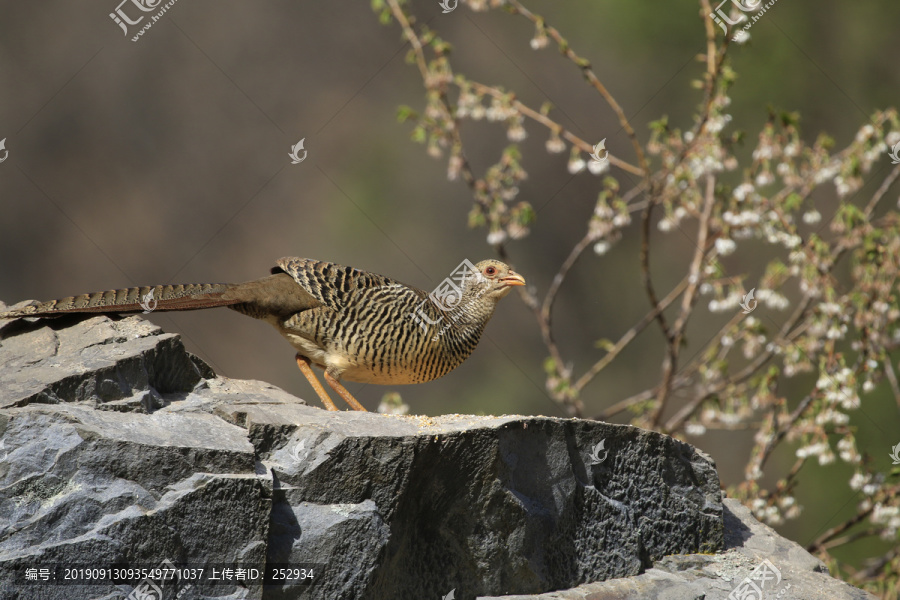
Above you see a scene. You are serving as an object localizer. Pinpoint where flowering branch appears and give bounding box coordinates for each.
[374,1,900,590]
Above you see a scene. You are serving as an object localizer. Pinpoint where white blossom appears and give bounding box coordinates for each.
[755,171,774,186]
[863,482,881,496]
[818,450,836,465]
[733,183,755,202]
[837,437,860,463]
[567,157,586,174]
[507,124,527,141]
[709,291,743,313]
[796,442,828,459]
[819,302,842,316]
[546,136,566,154]
[855,124,875,142]
[753,145,773,161]
[486,229,507,245]
[613,213,631,227]
[588,159,610,175]
[849,472,871,491]
[826,324,848,340]
[706,114,732,134]
[715,238,737,256]
[685,422,707,436]
[756,289,790,310]
[530,33,549,50]
[802,210,822,224]
[872,504,900,538]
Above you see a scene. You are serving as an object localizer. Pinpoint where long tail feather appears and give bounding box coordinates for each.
[0,283,237,319]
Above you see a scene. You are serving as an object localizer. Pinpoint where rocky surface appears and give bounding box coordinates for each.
[481,498,876,600]
[0,305,873,600]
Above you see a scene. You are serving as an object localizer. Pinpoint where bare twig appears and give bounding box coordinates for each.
[854,545,900,581]
[884,357,900,412]
[467,82,644,176]
[541,232,593,327]
[576,275,690,397]
[692,0,732,141]
[864,162,900,218]
[505,0,650,180]
[595,388,656,421]
[650,174,717,427]
[806,488,888,554]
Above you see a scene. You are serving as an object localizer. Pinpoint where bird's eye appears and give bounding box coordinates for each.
[484,266,497,276]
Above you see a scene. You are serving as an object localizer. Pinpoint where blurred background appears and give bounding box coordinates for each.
[2,0,899,578]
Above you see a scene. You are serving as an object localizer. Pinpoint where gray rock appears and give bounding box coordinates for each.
[219,404,723,599]
[0,306,209,410]
[0,309,871,600]
[478,498,875,600]
[0,402,268,600]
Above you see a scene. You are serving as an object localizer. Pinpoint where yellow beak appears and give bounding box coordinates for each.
[501,271,526,287]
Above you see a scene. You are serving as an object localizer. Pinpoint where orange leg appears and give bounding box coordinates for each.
[324,371,368,412]
[295,355,338,411]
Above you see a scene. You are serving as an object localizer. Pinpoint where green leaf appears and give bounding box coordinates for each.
[396,105,416,123]
[543,356,557,375]
[594,339,616,352]
[783,192,803,212]
[468,206,486,228]
[649,117,669,133]
[779,110,800,128]
[515,202,536,225]
[836,203,865,230]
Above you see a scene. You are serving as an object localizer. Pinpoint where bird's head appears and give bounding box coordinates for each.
[466,259,526,302]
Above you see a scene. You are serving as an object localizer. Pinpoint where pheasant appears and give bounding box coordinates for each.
[0,258,525,411]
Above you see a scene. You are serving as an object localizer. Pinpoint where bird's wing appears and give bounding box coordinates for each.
[272,257,426,311]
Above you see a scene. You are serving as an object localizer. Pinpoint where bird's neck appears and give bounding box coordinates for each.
[426,297,495,340]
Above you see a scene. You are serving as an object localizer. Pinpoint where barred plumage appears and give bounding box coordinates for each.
[0,257,525,411]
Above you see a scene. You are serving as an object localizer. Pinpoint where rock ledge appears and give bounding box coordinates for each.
[0,309,872,600]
